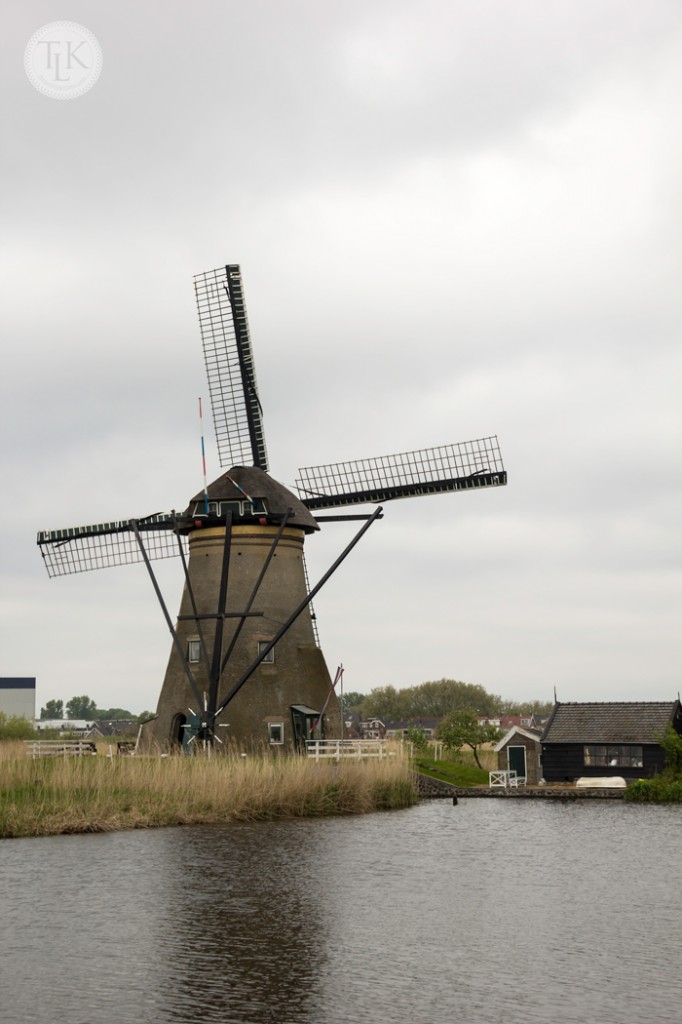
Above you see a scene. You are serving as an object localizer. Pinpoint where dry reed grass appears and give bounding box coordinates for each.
[0,747,417,838]
[0,741,27,763]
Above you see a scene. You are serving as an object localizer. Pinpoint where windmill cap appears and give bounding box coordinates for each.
[186,466,319,533]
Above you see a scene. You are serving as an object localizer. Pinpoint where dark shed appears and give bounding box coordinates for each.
[540,700,682,783]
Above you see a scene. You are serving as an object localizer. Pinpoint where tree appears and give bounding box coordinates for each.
[360,685,406,722]
[40,699,64,719]
[339,691,366,712]
[93,707,134,720]
[405,679,503,718]
[137,711,156,724]
[499,698,554,717]
[65,695,98,720]
[361,679,503,722]
[437,708,502,770]
[406,726,429,754]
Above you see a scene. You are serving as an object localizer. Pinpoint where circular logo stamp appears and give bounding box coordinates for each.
[24,21,103,100]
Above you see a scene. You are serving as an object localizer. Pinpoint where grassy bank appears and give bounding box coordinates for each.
[413,748,495,787]
[0,748,418,838]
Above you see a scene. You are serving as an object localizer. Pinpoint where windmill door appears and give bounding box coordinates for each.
[508,745,527,782]
[171,711,201,750]
[290,705,320,753]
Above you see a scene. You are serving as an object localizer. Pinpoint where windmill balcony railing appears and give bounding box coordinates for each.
[306,739,395,762]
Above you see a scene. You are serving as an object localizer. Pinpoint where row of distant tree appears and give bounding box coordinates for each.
[340,679,553,721]
[39,697,154,723]
[38,679,551,727]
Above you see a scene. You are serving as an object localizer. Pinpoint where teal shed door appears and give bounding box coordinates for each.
[508,745,527,779]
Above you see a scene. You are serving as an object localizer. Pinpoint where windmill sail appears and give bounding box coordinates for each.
[37,514,185,577]
[296,436,506,510]
[194,265,268,471]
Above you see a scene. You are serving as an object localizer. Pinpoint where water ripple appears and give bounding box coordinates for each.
[1,802,680,1023]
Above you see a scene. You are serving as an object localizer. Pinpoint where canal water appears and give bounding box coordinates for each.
[1,799,680,1024]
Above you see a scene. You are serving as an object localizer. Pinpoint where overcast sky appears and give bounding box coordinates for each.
[2,0,681,715]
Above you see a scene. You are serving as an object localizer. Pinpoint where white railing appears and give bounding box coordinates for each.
[489,769,519,788]
[25,741,97,759]
[306,739,392,762]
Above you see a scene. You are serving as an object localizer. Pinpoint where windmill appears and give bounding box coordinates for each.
[37,264,507,752]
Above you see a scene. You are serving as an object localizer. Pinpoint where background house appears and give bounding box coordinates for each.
[85,719,139,738]
[359,718,386,739]
[541,701,682,783]
[342,712,362,739]
[478,713,544,732]
[384,718,441,741]
[34,719,91,736]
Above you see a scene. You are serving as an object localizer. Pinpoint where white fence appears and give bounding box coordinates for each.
[488,769,522,788]
[306,739,395,762]
[25,741,97,759]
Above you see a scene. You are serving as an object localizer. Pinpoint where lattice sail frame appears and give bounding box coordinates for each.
[296,436,506,510]
[37,517,186,578]
[194,265,268,471]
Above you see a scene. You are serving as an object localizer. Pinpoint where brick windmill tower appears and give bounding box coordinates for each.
[37,265,507,752]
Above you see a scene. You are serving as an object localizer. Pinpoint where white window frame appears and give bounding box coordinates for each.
[187,638,201,663]
[583,744,643,768]
[268,722,284,745]
[258,641,275,664]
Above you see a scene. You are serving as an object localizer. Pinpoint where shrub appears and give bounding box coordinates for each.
[0,713,36,741]
[406,727,429,754]
[625,776,682,803]
[659,724,682,776]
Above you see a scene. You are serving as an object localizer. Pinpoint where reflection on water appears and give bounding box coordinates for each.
[1,801,680,1024]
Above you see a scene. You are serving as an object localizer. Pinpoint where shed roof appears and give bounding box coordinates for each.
[541,702,680,744]
[494,725,542,751]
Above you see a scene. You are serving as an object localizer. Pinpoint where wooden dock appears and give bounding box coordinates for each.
[415,774,626,799]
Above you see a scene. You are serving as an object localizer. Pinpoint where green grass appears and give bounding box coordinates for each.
[413,755,489,787]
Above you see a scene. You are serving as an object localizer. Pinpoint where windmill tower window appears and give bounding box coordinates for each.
[268,722,284,745]
[187,638,201,663]
[258,641,275,664]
